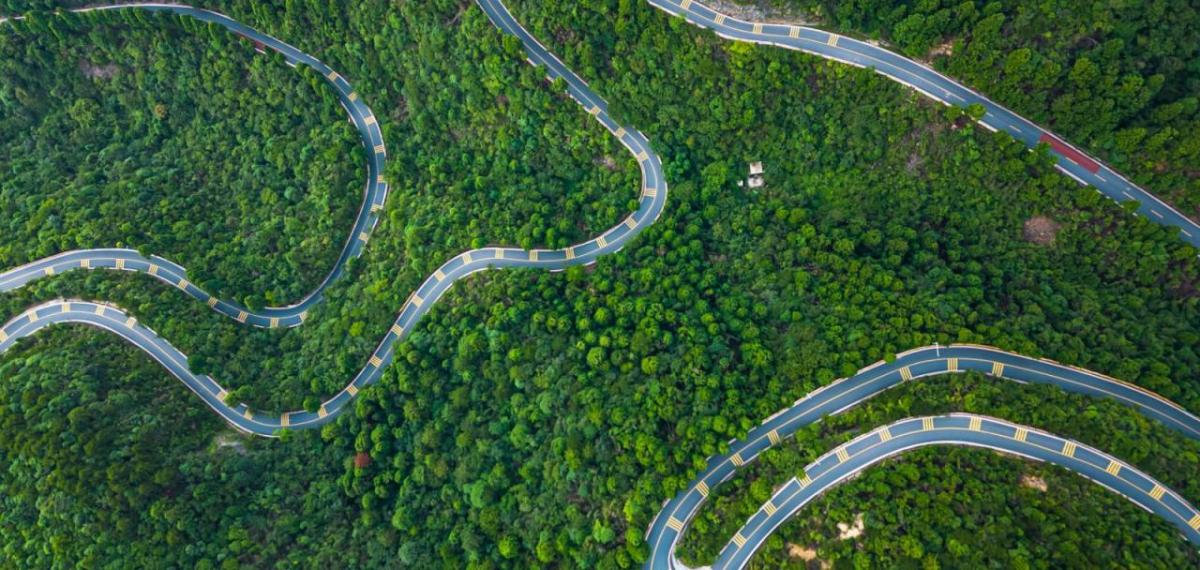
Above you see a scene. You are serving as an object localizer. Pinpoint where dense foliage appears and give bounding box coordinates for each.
[0,10,362,304]
[677,373,1200,568]
[1,0,1198,568]
[746,0,1200,220]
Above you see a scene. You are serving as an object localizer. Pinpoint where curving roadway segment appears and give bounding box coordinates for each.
[3,0,1199,564]
[713,414,1200,569]
[0,0,668,435]
[0,4,391,328]
[644,344,1200,568]
[646,0,1200,247]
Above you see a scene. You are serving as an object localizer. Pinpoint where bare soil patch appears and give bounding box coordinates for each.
[1023,216,1061,246]
[1021,474,1049,492]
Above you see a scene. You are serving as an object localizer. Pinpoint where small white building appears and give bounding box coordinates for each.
[747,161,765,188]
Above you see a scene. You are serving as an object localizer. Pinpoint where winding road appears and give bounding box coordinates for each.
[3,0,1199,566]
[644,344,1200,568]
[1,0,668,434]
[647,0,1200,246]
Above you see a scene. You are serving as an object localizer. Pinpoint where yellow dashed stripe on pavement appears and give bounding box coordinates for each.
[878,427,892,442]
[411,295,423,309]
[1105,461,1121,476]
[363,115,376,125]
[148,265,159,276]
[596,236,608,249]
[768,430,781,445]
[696,481,709,497]
[280,413,290,428]
[714,14,726,25]
[44,266,55,276]
[1014,428,1028,442]
[348,92,358,102]
[836,447,849,462]
[435,269,446,281]
[992,362,1005,377]
[730,452,744,467]
[827,34,839,46]
[177,279,190,291]
[391,324,404,336]
[923,417,935,431]
[0,331,8,343]
[1190,515,1200,531]
[946,357,958,372]
[270,317,280,328]
[763,500,776,516]
[125,317,137,328]
[731,532,746,547]
[1062,441,1076,458]
[969,417,982,432]
[236,311,248,323]
[899,366,913,381]
[318,406,328,419]
[115,259,126,270]
[790,27,800,39]
[1150,485,1165,500]
[798,472,812,487]
[326,70,338,81]
[752,23,762,34]
[80,259,90,269]
[370,355,383,368]
[346,384,359,396]
[207,297,218,308]
[666,517,684,532]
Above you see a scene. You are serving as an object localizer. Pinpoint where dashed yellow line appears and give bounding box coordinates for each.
[899,366,913,381]
[359,232,370,242]
[280,413,290,428]
[1014,428,1028,442]
[326,70,338,81]
[731,532,746,547]
[125,317,137,328]
[410,295,423,308]
[270,317,280,328]
[115,259,126,270]
[991,361,1004,376]
[636,150,649,162]
[798,471,812,487]
[666,517,685,532]
[363,115,376,125]
[463,251,473,264]
[318,405,329,419]
[1150,485,1165,500]
[730,452,744,467]
[1062,441,1076,458]
[1105,460,1121,476]
[643,186,658,199]
[827,33,839,46]
[207,297,218,308]
[148,264,159,276]
[1189,515,1200,531]
[752,23,762,34]
[373,144,385,154]
[391,324,404,336]
[565,247,576,261]
[763,500,776,516]
[969,417,982,431]
[789,27,800,39]
[0,331,8,343]
[62,302,71,313]
[625,217,637,229]
[348,92,358,102]
[596,236,608,249]
[768,430,781,445]
[946,357,958,372]
[614,127,626,138]
[878,427,891,442]
[177,279,190,291]
[923,417,935,431]
[346,384,359,396]
[236,311,247,323]
[714,14,726,25]
[696,480,710,497]
[434,269,446,281]
[43,266,55,276]
[243,409,253,420]
[369,355,383,367]
[836,447,849,462]
[80,259,90,269]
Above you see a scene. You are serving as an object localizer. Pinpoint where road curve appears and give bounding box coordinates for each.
[0,4,391,328]
[712,414,1200,569]
[0,0,667,435]
[645,0,1200,247]
[644,344,1200,569]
